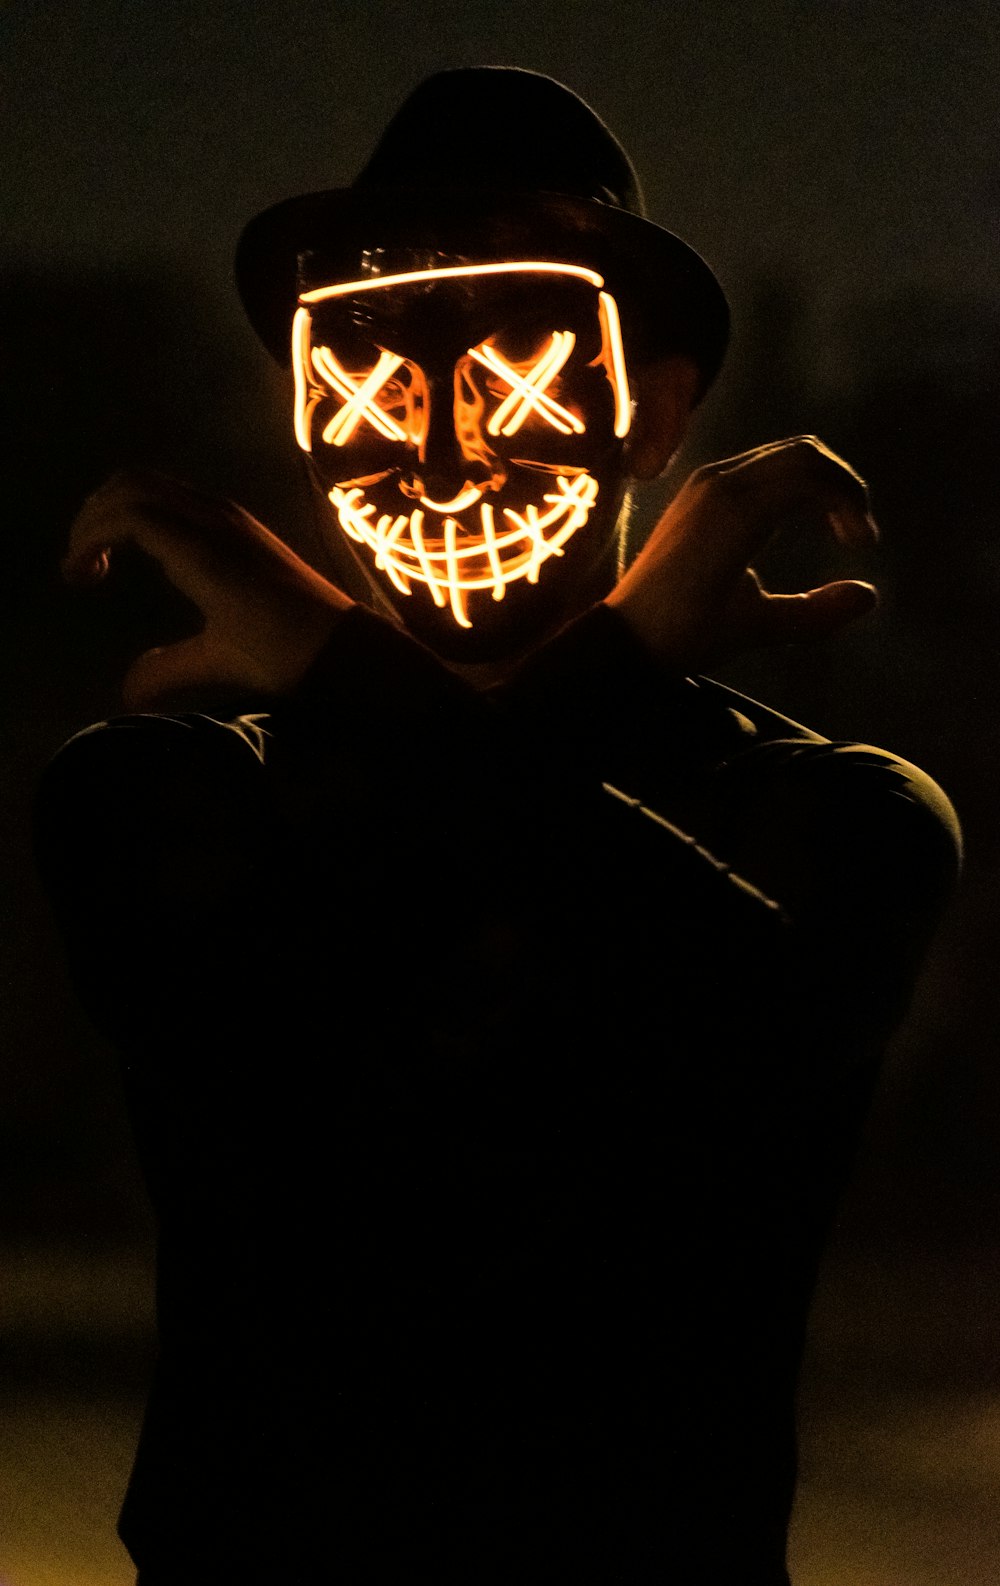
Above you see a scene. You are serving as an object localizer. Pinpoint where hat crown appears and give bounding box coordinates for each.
[235,67,729,394]
[355,67,645,217]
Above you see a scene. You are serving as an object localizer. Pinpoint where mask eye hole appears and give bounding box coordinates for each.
[309,346,426,448]
[468,332,585,438]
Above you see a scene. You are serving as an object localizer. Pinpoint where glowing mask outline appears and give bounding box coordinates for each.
[292,262,632,629]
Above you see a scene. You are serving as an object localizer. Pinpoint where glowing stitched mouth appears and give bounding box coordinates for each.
[329,473,599,629]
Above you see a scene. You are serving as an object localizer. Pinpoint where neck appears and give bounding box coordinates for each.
[441,536,623,689]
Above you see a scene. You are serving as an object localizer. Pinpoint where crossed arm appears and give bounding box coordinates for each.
[47,435,959,1072]
[63,435,879,708]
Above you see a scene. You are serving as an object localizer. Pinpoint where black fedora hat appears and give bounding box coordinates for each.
[235,67,729,397]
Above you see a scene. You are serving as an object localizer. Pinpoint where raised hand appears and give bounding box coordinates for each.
[64,472,352,707]
[605,436,880,673]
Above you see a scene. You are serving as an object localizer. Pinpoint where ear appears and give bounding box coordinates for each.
[624,356,701,480]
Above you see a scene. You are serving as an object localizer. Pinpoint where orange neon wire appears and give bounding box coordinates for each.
[443,517,470,627]
[292,307,320,452]
[295,267,629,627]
[500,476,599,582]
[471,332,584,437]
[419,486,483,512]
[327,473,599,614]
[312,347,407,446]
[309,331,582,446]
[598,291,632,438]
[479,335,567,434]
[508,332,577,433]
[300,261,605,303]
[372,512,412,595]
[480,503,505,600]
[407,508,447,608]
[332,474,595,569]
[295,281,629,454]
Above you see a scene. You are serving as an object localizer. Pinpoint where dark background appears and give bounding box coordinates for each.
[1,2,997,1582]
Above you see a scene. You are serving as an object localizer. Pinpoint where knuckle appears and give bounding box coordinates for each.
[92,468,136,502]
[710,460,754,504]
[76,471,132,525]
[688,459,723,489]
[786,435,829,470]
[788,435,869,498]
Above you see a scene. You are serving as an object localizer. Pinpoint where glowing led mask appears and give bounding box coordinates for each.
[292,262,632,632]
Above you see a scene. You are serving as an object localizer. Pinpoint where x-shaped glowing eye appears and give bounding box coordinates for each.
[468,333,585,437]
[309,346,409,447]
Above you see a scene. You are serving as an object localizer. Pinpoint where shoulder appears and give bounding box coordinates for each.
[34,711,274,880]
[701,675,958,834]
[38,709,270,799]
[46,709,271,765]
[688,678,962,919]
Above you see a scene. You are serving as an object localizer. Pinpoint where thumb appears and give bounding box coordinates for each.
[758,579,878,645]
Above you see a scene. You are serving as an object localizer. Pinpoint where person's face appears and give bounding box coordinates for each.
[292,260,634,660]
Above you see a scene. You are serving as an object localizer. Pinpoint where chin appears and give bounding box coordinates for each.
[387,580,591,664]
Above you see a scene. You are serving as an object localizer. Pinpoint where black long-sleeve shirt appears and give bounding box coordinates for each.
[35,602,960,1586]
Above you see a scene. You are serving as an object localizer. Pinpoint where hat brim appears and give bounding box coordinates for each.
[235,187,729,397]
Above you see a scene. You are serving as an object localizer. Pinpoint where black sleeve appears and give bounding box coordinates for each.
[33,711,278,1059]
[34,599,961,1080]
[492,600,963,1051]
[284,600,963,1062]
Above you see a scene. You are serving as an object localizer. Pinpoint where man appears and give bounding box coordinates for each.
[36,68,960,1585]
